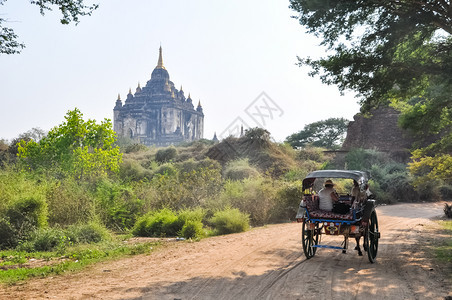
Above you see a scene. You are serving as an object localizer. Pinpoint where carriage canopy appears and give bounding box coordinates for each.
[302,170,370,191]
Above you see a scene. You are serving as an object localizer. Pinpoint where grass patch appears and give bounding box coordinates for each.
[0,240,160,285]
[435,220,452,265]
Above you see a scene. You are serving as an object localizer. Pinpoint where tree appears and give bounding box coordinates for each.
[0,0,98,54]
[285,117,348,149]
[289,0,451,181]
[18,108,122,179]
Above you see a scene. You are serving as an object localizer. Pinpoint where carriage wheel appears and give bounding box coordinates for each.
[302,219,319,259]
[366,209,379,263]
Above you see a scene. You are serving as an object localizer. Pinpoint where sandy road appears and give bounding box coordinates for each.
[1,203,451,300]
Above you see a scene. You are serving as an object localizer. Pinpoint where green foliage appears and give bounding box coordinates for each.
[273,182,304,221]
[344,148,390,171]
[209,208,250,235]
[1,0,98,54]
[132,209,179,237]
[123,143,148,154]
[17,108,122,180]
[440,185,452,201]
[435,220,452,264]
[93,179,142,230]
[180,220,204,239]
[46,178,95,226]
[217,178,278,226]
[343,148,421,203]
[223,159,260,181]
[19,227,69,252]
[155,146,177,163]
[286,118,349,149]
[65,222,111,244]
[118,159,152,182]
[0,218,17,249]
[409,151,452,186]
[0,241,160,285]
[290,0,452,181]
[132,208,208,238]
[150,159,222,210]
[6,197,48,233]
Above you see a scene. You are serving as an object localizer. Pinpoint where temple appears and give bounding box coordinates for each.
[113,47,204,146]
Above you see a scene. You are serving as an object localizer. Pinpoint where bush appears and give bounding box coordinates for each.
[132,209,179,237]
[440,185,452,201]
[94,179,143,230]
[155,147,177,163]
[0,218,17,249]
[180,220,204,239]
[6,196,48,236]
[152,163,177,177]
[209,208,249,235]
[272,182,303,222]
[46,179,95,226]
[21,227,68,252]
[123,143,148,154]
[119,159,152,181]
[223,159,260,181]
[66,222,111,244]
[219,178,278,226]
[345,148,390,171]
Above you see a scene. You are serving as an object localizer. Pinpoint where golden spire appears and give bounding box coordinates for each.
[128,88,132,94]
[157,46,165,69]
[198,100,201,107]
[117,93,121,100]
[138,82,141,88]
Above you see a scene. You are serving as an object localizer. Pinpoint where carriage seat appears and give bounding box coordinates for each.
[304,195,354,220]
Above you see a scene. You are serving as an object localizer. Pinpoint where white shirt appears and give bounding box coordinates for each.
[318,187,335,211]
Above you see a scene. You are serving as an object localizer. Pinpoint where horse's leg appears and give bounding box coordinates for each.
[354,236,363,256]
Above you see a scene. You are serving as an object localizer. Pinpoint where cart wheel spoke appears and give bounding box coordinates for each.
[366,209,379,263]
[302,219,319,259]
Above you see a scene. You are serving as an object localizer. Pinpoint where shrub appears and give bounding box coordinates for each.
[0,218,17,249]
[345,148,390,171]
[66,222,111,244]
[152,163,177,176]
[440,185,452,201]
[297,146,327,162]
[225,177,278,226]
[177,208,205,224]
[209,208,249,235]
[94,179,143,230]
[21,227,68,252]
[223,159,260,181]
[6,196,48,236]
[180,220,204,239]
[155,147,177,163]
[123,143,148,154]
[132,209,179,237]
[272,182,303,222]
[118,159,152,181]
[46,179,95,226]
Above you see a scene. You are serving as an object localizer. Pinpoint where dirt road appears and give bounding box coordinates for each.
[2,203,451,299]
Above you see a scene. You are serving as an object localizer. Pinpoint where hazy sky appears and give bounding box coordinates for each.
[0,0,360,142]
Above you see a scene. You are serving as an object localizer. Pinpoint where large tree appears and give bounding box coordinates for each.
[285,117,349,149]
[289,0,452,183]
[0,0,98,54]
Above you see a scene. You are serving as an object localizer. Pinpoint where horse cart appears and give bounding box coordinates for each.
[296,170,380,263]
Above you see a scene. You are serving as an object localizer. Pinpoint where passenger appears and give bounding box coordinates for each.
[351,180,360,208]
[318,179,339,211]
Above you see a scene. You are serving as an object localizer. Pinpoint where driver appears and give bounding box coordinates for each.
[318,179,339,211]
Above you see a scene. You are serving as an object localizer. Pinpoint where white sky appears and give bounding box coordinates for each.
[0,0,360,143]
